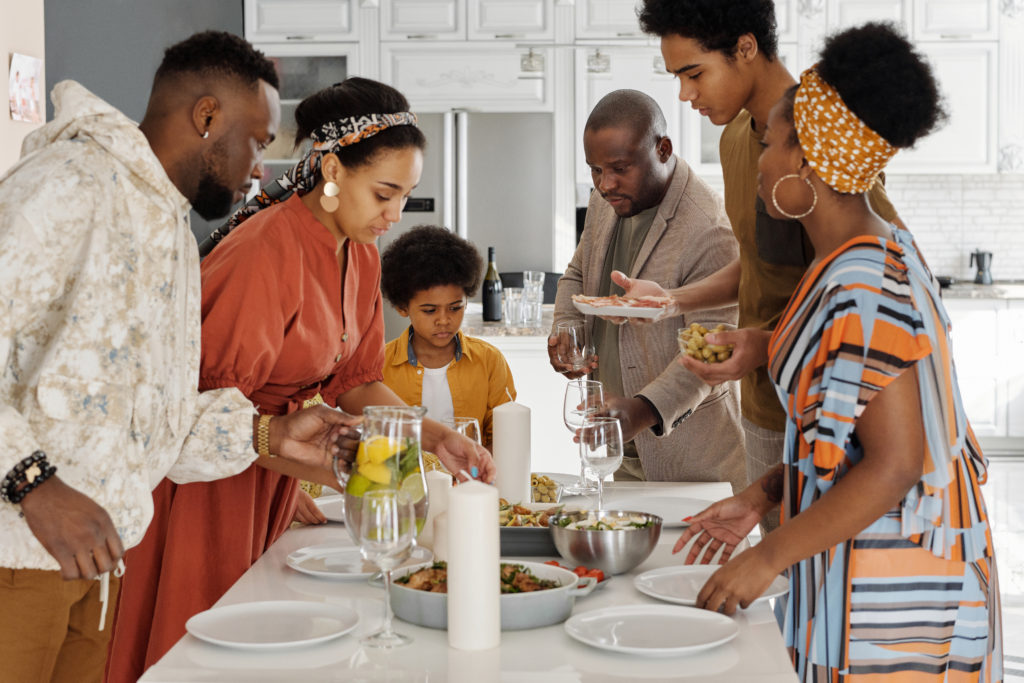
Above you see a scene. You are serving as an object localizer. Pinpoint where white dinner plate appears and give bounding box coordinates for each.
[634,565,790,607]
[185,600,358,650]
[572,299,672,319]
[314,494,345,523]
[564,605,739,657]
[607,495,710,528]
[286,544,432,580]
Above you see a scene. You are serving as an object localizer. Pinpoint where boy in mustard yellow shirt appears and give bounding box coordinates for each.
[381,225,516,451]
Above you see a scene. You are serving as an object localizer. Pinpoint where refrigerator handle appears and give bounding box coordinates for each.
[442,111,455,233]
[455,110,469,239]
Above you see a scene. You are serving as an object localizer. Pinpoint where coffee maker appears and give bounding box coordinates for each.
[970,250,993,285]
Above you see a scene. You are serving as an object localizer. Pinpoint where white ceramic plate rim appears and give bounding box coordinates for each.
[606,495,710,528]
[313,494,345,523]
[633,565,790,607]
[286,544,432,580]
[573,301,666,319]
[185,600,358,650]
[564,604,739,656]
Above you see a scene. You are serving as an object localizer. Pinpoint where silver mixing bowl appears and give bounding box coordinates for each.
[548,510,662,575]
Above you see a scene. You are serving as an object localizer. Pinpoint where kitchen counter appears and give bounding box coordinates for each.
[460,304,554,337]
[943,282,1024,299]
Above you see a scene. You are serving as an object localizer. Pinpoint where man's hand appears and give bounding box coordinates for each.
[610,270,668,298]
[270,405,363,469]
[546,334,598,379]
[677,327,771,385]
[597,395,658,442]
[671,492,765,564]
[434,430,496,483]
[20,476,124,580]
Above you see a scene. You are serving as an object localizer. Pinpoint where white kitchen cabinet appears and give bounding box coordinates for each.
[887,42,998,173]
[574,47,680,187]
[574,0,645,39]
[1005,301,1024,437]
[381,0,552,41]
[381,43,553,112]
[381,0,465,40]
[946,298,1009,437]
[476,335,580,475]
[913,0,997,40]
[468,0,553,40]
[245,0,358,42]
[827,0,910,33]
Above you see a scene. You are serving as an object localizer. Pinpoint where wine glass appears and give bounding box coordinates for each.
[578,416,623,510]
[562,379,603,495]
[359,489,416,648]
[554,320,593,372]
[442,416,482,445]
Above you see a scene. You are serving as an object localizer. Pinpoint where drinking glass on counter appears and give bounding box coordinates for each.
[554,320,593,371]
[563,379,603,495]
[442,416,482,445]
[578,416,623,510]
[522,270,545,326]
[359,489,416,648]
[502,287,525,327]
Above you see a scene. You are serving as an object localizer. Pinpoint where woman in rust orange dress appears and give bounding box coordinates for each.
[106,78,494,682]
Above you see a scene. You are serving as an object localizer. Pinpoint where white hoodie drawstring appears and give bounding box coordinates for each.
[98,559,126,631]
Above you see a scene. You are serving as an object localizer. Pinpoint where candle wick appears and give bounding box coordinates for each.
[459,469,472,482]
[505,387,514,402]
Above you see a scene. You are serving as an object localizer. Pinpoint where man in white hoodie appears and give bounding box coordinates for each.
[0,32,359,682]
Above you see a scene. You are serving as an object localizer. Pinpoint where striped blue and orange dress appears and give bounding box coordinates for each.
[767,227,1002,681]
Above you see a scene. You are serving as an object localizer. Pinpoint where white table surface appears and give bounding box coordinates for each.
[141,481,797,683]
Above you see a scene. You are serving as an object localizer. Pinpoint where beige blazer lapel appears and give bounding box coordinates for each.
[630,157,687,279]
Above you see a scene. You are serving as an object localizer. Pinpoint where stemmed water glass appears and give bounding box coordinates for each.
[562,379,604,495]
[359,489,416,648]
[442,416,482,445]
[578,416,624,510]
[554,320,594,373]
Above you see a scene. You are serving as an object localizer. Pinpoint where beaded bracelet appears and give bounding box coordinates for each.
[1,451,58,504]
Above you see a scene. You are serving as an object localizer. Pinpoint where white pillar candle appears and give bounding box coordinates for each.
[492,400,531,504]
[418,470,452,551]
[447,480,500,650]
[433,512,449,562]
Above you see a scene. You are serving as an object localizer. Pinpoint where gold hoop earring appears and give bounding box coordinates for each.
[771,173,817,220]
[320,181,340,213]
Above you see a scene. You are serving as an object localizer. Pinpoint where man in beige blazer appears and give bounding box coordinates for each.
[550,89,745,491]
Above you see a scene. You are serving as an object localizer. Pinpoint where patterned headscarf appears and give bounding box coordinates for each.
[198,111,418,256]
[793,66,897,194]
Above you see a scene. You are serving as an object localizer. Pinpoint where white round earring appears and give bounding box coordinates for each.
[771,173,817,220]
[201,130,209,139]
[320,181,340,212]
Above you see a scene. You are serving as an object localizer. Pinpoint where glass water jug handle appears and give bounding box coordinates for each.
[331,422,363,488]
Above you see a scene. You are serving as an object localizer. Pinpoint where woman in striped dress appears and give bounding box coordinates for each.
[673,23,1002,680]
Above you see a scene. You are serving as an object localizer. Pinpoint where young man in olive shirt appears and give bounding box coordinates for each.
[625,0,902,531]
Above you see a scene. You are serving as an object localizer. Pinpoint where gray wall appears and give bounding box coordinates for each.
[44,0,244,240]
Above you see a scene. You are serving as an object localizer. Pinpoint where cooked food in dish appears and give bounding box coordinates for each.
[572,294,672,309]
[395,561,559,594]
[531,473,562,503]
[498,498,561,528]
[678,323,733,363]
[554,512,656,531]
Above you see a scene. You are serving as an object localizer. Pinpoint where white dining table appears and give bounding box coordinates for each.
[140,480,798,683]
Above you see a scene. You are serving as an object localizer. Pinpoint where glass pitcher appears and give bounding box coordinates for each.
[341,405,428,545]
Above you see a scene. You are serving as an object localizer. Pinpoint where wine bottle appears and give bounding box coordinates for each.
[482,247,503,322]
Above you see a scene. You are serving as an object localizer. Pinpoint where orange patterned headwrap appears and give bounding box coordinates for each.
[793,66,897,194]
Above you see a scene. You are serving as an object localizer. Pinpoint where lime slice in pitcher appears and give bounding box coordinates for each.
[399,472,426,504]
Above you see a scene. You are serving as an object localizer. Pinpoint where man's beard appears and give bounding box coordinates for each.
[192,143,238,220]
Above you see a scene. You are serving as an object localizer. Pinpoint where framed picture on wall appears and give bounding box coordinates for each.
[8,53,43,123]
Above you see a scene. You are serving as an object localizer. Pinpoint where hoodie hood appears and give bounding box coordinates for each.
[22,80,186,207]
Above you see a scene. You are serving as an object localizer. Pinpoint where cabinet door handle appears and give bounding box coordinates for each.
[495,33,525,39]
[285,35,314,41]
[406,34,439,39]
[616,32,641,37]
